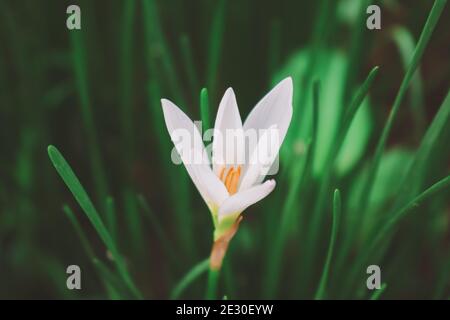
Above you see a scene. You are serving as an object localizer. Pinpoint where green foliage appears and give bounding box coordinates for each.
[0,0,448,299]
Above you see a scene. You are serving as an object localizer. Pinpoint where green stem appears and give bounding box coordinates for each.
[200,88,211,133]
[206,267,220,300]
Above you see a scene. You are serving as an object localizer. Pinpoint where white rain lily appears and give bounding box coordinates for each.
[161,77,293,240]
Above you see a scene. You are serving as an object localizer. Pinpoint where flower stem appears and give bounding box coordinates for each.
[205,216,242,299]
[205,267,220,300]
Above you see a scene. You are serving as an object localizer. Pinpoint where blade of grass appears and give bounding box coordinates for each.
[105,196,117,244]
[170,258,209,299]
[355,0,446,217]
[63,204,96,260]
[346,175,450,295]
[372,175,450,255]
[142,0,185,105]
[315,189,341,300]
[92,258,126,300]
[48,145,143,299]
[200,87,211,132]
[343,2,447,290]
[304,67,379,288]
[206,0,226,100]
[63,204,125,299]
[341,89,450,294]
[369,283,387,300]
[312,66,379,224]
[343,0,370,102]
[395,89,450,207]
[391,26,426,136]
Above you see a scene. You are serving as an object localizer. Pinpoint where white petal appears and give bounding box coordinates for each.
[161,99,228,207]
[243,77,293,134]
[218,180,276,221]
[161,98,206,159]
[186,158,229,208]
[240,77,293,189]
[243,77,293,160]
[239,128,282,190]
[212,88,244,175]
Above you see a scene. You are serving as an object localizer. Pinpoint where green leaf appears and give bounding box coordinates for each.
[315,189,341,299]
[48,145,143,299]
[391,26,426,134]
[356,0,447,213]
[200,87,211,132]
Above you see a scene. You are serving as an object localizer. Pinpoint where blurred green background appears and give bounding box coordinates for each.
[0,0,449,299]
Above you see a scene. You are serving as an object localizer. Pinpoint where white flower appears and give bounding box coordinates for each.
[161,77,293,239]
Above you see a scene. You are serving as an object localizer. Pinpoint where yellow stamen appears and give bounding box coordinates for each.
[224,168,234,191]
[219,166,226,181]
[220,165,241,195]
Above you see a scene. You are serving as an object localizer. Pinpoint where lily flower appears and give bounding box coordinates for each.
[161,77,292,268]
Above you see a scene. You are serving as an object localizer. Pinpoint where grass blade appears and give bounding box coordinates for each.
[206,0,226,99]
[315,189,341,300]
[200,88,211,132]
[372,175,450,252]
[142,0,185,105]
[395,89,450,206]
[170,258,209,299]
[369,283,387,300]
[356,0,446,214]
[105,196,117,244]
[63,204,125,299]
[63,204,96,260]
[48,145,143,299]
[303,67,379,288]
[346,175,450,294]
[391,27,426,136]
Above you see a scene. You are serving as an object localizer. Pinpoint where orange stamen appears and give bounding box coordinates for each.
[219,166,226,181]
[219,165,242,195]
[224,168,234,190]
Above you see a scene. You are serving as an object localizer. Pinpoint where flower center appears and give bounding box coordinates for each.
[219,166,241,195]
